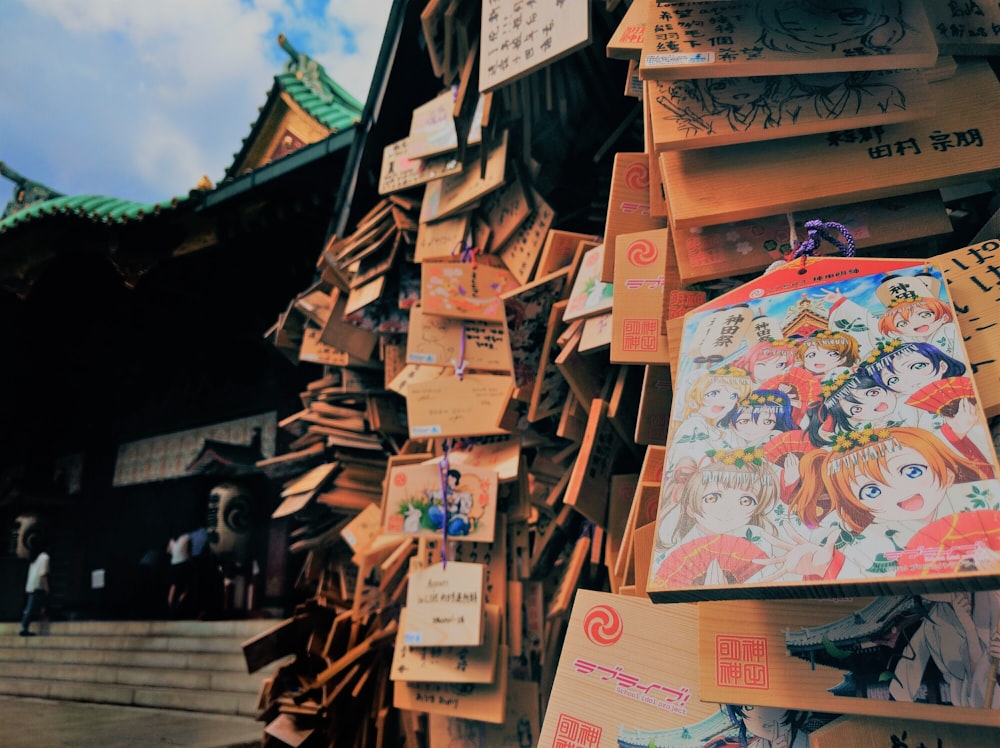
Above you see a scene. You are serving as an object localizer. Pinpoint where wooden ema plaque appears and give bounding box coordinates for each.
[537,589,836,748]
[611,229,671,365]
[640,0,938,81]
[658,59,1000,230]
[478,0,591,92]
[810,715,1000,747]
[647,257,1000,603]
[937,240,1000,418]
[699,595,1000,727]
[602,152,668,283]
[672,191,950,284]
[646,68,935,152]
[928,2,1000,57]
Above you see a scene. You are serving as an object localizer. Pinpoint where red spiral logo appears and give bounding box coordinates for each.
[627,239,657,267]
[583,604,623,646]
[624,162,649,190]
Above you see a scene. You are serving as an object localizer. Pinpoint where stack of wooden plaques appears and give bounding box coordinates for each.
[243,1,1000,746]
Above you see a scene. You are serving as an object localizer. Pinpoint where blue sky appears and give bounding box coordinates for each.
[0,0,394,204]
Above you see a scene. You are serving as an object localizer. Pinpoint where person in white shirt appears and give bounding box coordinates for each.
[20,544,49,636]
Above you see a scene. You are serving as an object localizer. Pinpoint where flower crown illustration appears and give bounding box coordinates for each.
[738,392,786,408]
[861,337,906,368]
[707,364,750,378]
[828,427,896,473]
[704,446,767,468]
[806,330,843,342]
[821,370,856,401]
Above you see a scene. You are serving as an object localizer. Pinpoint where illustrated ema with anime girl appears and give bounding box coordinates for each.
[670,365,754,451]
[755,426,1000,582]
[653,449,780,588]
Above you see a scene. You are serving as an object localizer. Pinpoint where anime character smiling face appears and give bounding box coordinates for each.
[802,344,847,375]
[691,482,762,534]
[693,385,742,422]
[849,445,951,524]
[892,305,948,340]
[843,383,897,426]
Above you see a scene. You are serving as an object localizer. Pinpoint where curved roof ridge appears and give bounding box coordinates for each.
[0,192,193,235]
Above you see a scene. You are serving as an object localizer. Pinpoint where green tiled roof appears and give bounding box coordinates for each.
[276,69,363,133]
[0,192,193,235]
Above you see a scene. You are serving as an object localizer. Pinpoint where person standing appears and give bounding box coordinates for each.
[20,542,49,636]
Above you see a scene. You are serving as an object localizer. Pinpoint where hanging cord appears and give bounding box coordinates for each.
[452,321,468,381]
[789,219,856,271]
[786,212,799,251]
[438,439,451,568]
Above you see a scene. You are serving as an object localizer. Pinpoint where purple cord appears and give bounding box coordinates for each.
[438,442,450,568]
[790,219,856,260]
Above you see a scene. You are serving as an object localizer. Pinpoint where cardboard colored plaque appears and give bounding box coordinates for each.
[392,603,499,682]
[640,0,938,81]
[537,590,835,748]
[503,268,570,389]
[406,305,513,372]
[611,229,671,365]
[647,68,935,151]
[405,372,513,438]
[928,2,1000,56]
[478,0,591,92]
[579,312,612,353]
[393,646,509,725]
[564,243,614,322]
[402,561,486,648]
[699,596,1000,727]
[406,89,484,160]
[379,136,463,195]
[809,715,1000,748]
[420,261,519,322]
[419,131,508,222]
[602,152,668,282]
[426,679,539,748]
[479,174,532,253]
[937,240,1000,418]
[672,191,951,284]
[659,60,1000,230]
[383,462,498,544]
[606,0,646,60]
[563,400,625,527]
[497,189,555,285]
[527,300,571,423]
[415,212,470,263]
[648,257,1000,603]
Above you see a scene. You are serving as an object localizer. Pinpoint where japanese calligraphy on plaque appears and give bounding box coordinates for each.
[479,0,591,93]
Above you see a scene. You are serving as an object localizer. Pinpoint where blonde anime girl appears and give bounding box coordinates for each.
[670,366,753,451]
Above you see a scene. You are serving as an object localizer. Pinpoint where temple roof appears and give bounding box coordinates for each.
[0,192,194,236]
[225,34,364,178]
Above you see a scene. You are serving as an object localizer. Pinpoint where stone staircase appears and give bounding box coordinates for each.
[0,619,275,717]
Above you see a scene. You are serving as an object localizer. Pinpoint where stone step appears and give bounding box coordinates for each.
[0,660,261,693]
[0,641,247,671]
[0,676,259,716]
[0,619,274,638]
[0,632,253,654]
[0,619,273,717]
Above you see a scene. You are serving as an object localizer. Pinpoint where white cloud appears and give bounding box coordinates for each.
[0,0,393,202]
